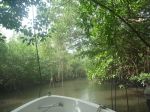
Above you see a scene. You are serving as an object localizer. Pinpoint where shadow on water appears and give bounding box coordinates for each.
[0,79,149,112]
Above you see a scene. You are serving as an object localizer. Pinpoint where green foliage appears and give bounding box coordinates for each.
[0,0,86,91]
[0,36,86,91]
[0,0,41,30]
[86,51,113,82]
[77,0,150,85]
[1,0,149,90]
[130,73,150,84]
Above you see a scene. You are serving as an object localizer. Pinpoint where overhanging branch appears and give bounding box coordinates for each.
[90,0,150,47]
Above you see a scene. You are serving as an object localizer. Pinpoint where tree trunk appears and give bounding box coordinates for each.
[111,78,114,109]
[125,86,129,112]
[114,78,117,111]
[61,61,64,87]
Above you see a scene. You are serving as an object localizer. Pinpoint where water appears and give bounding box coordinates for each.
[0,79,149,112]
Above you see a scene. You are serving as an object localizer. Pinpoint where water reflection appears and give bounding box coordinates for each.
[0,79,149,112]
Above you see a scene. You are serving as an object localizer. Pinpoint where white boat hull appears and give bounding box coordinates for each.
[11,95,115,112]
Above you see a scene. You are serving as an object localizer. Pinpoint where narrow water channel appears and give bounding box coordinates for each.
[0,79,149,112]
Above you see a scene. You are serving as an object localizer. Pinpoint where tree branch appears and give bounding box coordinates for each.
[90,0,150,47]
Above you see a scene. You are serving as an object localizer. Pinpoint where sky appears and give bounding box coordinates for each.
[0,28,14,38]
[22,6,37,27]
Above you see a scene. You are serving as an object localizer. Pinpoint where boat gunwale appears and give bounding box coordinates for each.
[11,95,115,112]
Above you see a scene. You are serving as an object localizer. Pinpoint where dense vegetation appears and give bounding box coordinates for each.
[0,0,86,92]
[0,35,86,91]
[78,0,150,86]
[0,0,150,92]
